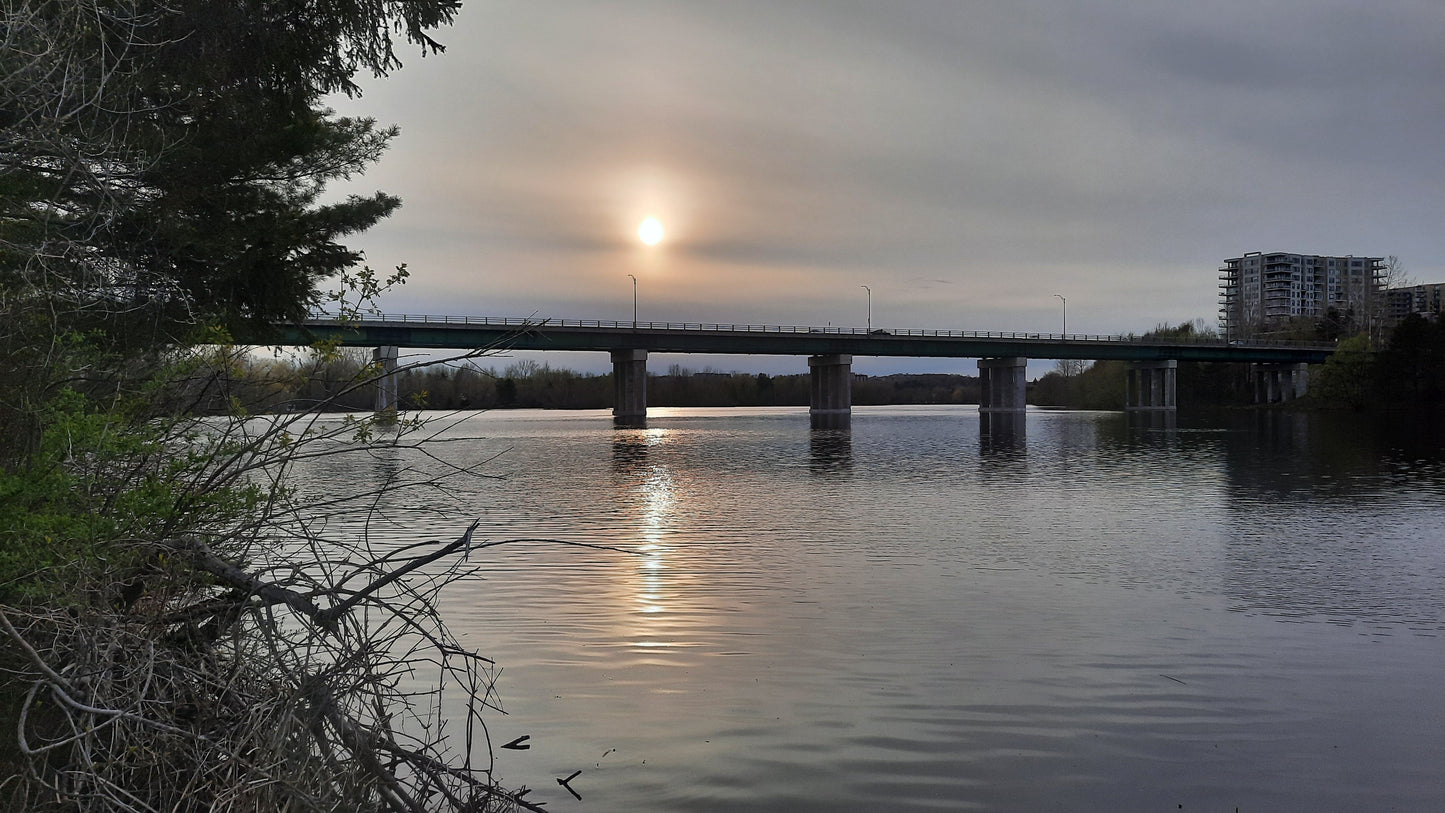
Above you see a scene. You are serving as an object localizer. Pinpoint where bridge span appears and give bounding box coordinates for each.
[264,314,1333,428]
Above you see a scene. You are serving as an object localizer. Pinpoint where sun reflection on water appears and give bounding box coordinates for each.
[634,460,676,633]
[610,428,710,653]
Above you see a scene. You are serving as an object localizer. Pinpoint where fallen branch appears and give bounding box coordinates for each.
[3,521,549,812]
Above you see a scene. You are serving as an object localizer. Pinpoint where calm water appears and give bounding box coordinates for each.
[292,406,1445,812]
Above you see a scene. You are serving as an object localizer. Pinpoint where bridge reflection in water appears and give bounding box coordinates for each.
[809,429,853,473]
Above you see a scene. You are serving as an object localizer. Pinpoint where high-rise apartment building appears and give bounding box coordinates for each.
[1218,252,1383,339]
[1387,282,1445,321]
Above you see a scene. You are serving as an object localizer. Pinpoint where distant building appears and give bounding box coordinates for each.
[1386,282,1445,322]
[1218,252,1383,339]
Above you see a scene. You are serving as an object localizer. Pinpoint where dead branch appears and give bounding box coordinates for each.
[2,518,555,812]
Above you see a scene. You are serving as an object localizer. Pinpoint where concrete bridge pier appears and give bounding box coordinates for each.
[1252,362,1309,404]
[373,346,399,414]
[1125,360,1177,411]
[978,357,1027,413]
[612,349,648,425]
[809,354,852,429]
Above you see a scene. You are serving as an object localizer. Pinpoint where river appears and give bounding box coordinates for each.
[291,405,1445,812]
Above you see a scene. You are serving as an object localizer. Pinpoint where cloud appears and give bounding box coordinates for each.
[331,0,1445,343]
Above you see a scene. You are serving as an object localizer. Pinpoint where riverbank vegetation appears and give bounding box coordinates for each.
[2,2,543,810]
[1031,321,1252,410]
[1031,316,1445,412]
[1311,314,1445,410]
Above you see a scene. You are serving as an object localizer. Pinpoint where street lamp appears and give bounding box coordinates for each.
[628,274,638,329]
[1053,293,1066,337]
[861,285,871,332]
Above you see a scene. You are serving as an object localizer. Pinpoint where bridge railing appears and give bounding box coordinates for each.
[303,312,1334,350]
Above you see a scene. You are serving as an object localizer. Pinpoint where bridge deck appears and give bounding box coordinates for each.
[259,314,1334,365]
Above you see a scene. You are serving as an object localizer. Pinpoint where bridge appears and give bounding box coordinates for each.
[265,314,1334,428]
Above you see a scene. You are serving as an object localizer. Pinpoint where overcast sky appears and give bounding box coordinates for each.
[330,0,1445,374]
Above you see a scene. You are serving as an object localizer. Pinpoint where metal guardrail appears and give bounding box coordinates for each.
[304,312,1336,351]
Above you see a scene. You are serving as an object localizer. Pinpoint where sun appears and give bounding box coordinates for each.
[638,217,665,245]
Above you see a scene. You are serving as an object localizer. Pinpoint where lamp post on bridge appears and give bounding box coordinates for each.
[1054,293,1072,376]
[628,274,638,329]
[631,217,663,330]
[861,285,871,332]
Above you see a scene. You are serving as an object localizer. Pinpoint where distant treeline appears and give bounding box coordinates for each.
[206,353,984,413]
[399,363,984,411]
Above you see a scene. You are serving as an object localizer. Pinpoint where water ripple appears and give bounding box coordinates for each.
[284,407,1445,811]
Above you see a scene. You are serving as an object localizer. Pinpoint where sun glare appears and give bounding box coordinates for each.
[638,217,665,245]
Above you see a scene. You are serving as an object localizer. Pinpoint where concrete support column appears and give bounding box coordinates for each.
[978,357,1028,412]
[1253,364,1274,405]
[1125,360,1177,411]
[1291,362,1310,400]
[808,354,852,429]
[1252,363,1309,404]
[373,346,399,414]
[611,349,648,423]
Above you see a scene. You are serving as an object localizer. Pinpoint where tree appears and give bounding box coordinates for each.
[0,4,564,810]
[1316,307,1352,342]
[1311,334,1373,410]
[2,0,456,465]
[1,0,458,336]
[1375,314,1445,404]
[1369,255,1413,344]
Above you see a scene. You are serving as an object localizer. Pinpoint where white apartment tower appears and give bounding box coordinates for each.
[1218,252,1383,339]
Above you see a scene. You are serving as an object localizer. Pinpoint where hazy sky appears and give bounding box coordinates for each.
[330,1,1445,374]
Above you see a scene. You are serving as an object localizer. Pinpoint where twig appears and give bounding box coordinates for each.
[557,769,582,801]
